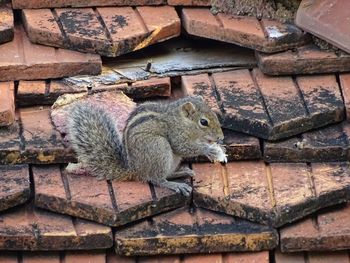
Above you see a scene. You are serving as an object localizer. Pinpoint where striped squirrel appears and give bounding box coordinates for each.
[66,95,226,196]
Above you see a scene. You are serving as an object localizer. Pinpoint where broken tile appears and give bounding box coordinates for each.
[296,0,350,53]
[22,6,180,57]
[115,207,278,256]
[193,161,350,227]
[13,0,166,9]
[280,203,350,252]
[182,69,344,140]
[0,25,101,81]
[257,44,350,75]
[0,1,13,45]
[20,107,75,164]
[0,165,30,212]
[0,82,15,126]
[33,165,189,226]
[182,8,309,53]
[0,202,112,250]
[64,37,256,88]
[264,122,350,162]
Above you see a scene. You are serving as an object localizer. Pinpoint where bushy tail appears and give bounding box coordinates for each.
[68,103,131,180]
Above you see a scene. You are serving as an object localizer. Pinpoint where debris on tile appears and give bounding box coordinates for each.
[211,0,301,23]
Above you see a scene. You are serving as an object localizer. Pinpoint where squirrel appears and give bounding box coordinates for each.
[66,95,226,196]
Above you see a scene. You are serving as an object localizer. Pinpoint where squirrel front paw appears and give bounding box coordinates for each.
[204,144,228,163]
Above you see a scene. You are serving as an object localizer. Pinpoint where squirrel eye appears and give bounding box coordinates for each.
[200,118,209,127]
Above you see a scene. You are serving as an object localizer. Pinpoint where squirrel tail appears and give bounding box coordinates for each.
[68,103,131,181]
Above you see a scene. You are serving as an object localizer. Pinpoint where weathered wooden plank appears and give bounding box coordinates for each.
[280,203,350,252]
[115,207,278,255]
[0,165,30,212]
[0,203,112,250]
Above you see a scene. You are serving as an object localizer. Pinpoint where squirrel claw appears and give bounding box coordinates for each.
[158,181,192,196]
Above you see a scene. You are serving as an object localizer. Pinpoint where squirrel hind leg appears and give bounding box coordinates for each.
[153,179,192,196]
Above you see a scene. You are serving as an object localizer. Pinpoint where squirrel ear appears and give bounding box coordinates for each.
[181,102,196,117]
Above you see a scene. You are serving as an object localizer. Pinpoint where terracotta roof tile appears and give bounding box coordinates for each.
[168,0,210,5]
[275,250,350,263]
[296,0,350,53]
[115,206,278,255]
[256,44,350,75]
[182,8,309,53]
[0,1,13,45]
[182,70,344,140]
[280,203,350,252]
[22,6,180,57]
[33,164,189,226]
[0,202,113,250]
[0,82,15,126]
[13,0,166,9]
[0,164,30,212]
[0,25,101,81]
[264,122,350,162]
[193,161,350,227]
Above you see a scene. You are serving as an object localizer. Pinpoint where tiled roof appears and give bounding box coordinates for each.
[1,0,350,260]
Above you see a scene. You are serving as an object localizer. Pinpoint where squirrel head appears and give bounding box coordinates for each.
[178,95,224,144]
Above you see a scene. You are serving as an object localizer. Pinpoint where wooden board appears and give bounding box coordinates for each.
[193,161,350,227]
[264,122,350,162]
[22,6,180,57]
[0,165,30,212]
[0,202,112,250]
[0,25,101,81]
[33,165,189,226]
[280,203,350,252]
[182,8,309,53]
[115,207,278,255]
[182,69,345,140]
[257,45,350,75]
